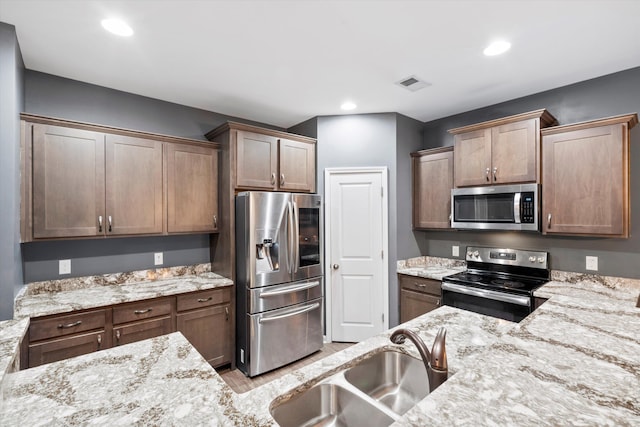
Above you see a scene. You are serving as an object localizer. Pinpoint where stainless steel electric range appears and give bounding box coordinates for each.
[441,247,550,322]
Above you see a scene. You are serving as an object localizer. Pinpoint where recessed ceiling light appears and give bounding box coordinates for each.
[483,40,511,56]
[101,18,134,37]
[341,101,357,111]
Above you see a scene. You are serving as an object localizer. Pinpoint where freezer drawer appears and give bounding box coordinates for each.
[248,278,322,314]
[244,297,323,377]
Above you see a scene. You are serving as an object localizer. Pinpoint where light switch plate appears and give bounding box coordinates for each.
[586,256,598,271]
[59,259,71,275]
[154,252,163,266]
[452,246,459,257]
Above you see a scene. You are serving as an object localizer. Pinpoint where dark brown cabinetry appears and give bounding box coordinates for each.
[112,298,174,347]
[28,309,108,368]
[176,288,232,367]
[21,114,221,242]
[541,114,637,237]
[167,143,219,233]
[399,274,442,323]
[450,109,557,187]
[411,147,453,229]
[25,286,233,369]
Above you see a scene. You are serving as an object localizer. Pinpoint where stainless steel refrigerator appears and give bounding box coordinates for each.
[235,191,323,377]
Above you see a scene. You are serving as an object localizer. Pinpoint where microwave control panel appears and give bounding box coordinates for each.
[520,192,535,223]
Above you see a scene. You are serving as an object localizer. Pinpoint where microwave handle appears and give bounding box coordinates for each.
[513,192,521,224]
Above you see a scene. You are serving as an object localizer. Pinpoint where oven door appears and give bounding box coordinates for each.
[441,282,532,322]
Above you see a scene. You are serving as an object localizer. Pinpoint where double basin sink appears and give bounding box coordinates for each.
[270,350,430,427]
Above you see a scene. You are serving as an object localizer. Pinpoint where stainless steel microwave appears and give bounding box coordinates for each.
[451,183,539,231]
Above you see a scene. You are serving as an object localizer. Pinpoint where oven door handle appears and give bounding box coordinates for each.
[442,282,531,307]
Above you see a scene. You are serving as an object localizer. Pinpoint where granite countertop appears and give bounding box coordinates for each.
[396,256,465,280]
[1,259,639,425]
[14,269,233,319]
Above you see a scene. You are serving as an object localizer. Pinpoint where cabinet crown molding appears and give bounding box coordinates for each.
[20,113,221,149]
[205,121,316,144]
[411,146,453,157]
[448,109,557,135]
[540,113,638,136]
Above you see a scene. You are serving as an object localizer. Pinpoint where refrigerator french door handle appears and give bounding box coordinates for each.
[259,281,320,298]
[293,200,300,273]
[258,302,320,324]
[287,201,295,275]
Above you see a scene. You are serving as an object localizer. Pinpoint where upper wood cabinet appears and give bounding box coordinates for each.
[411,147,453,229]
[541,113,637,237]
[450,109,557,187]
[167,143,219,233]
[21,114,221,242]
[207,122,316,193]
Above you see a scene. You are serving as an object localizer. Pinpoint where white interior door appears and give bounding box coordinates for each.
[325,168,388,342]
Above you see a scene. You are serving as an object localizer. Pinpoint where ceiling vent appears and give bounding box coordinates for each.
[395,75,431,92]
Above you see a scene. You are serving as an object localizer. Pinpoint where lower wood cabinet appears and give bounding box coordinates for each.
[399,274,442,323]
[25,286,233,369]
[176,287,232,367]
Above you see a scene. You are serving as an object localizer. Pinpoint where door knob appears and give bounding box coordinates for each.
[332,264,340,270]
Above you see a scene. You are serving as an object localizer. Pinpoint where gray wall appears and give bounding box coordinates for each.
[20,71,281,287]
[0,23,25,320]
[418,66,640,277]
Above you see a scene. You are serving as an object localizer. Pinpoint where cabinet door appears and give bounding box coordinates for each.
[400,290,440,323]
[113,316,173,347]
[491,119,537,184]
[32,124,105,238]
[236,130,278,190]
[279,138,316,192]
[453,128,491,187]
[413,150,453,229]
[29,330,105,368]
[105,134,163,235]
[177,304,231,367]
[542,124,628,236]
[167,143,219,233]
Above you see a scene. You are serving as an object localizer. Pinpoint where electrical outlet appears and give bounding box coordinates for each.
[154,252,163,266]
[586,256,598,271]
[59,259,71,275]
[452,245,459,257]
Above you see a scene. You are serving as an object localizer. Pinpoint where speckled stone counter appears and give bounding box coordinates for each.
[0,318,29,395]
[14,265,233,319]
[397,256,465,280]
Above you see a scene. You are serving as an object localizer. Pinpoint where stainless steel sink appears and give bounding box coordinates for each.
[270,383,395,427]
[344,350,429,415]
[270,350,433,426]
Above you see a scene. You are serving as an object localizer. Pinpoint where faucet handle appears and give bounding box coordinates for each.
[430,327,447,370]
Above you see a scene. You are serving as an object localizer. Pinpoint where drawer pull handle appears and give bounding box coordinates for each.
[271,173,276,185]
[225,306,229,321]
[197,297,213,303]
[213,215,218,228]
[280,173,285,185]
[98,215,103,232]
[57,320,82,329]
[415,283,427,288]
[108,215,113,232]
[133,308,153,315]
[437,299,441,306]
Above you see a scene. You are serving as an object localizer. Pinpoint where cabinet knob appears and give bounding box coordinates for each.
[547,213,552,229]
[115,330,121,344]
[97,334,102,349]
[225,306,229,321]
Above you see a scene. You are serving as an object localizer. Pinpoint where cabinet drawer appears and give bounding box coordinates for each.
[29,330,105,368]
[176,287,231,312]
[30,309,106,342]
[113,298,172,325]
[398,275,441,295]
[113,316,173,347]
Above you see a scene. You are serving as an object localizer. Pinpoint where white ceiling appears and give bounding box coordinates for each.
[2,0,640,128]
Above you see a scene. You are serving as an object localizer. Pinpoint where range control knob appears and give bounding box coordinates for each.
[467,251,473,258]
[473,251,479,258]
[538,257,545,263]
[529,256,536,262]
